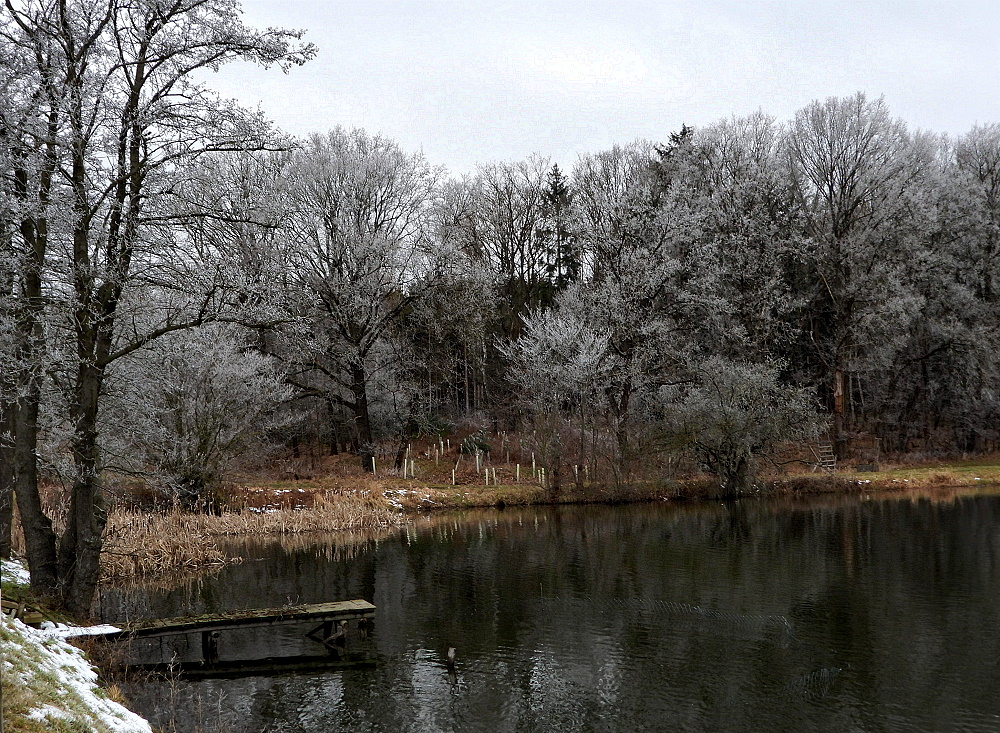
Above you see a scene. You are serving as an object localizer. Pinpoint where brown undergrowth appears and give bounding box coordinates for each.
[100,488,402,581]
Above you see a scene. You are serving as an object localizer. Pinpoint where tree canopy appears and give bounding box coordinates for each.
[2,3,996,617]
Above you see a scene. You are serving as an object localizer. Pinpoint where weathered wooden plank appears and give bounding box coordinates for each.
[99,600,376,640]
[1,599,44,625]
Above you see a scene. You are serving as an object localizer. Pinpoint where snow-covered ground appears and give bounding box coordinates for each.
[1,557,31,585]
[1,558,153,732]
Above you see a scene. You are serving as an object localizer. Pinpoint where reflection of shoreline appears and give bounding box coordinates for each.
[100,483,1000,596]
[403,482,1000,533]
[221,524,402,562]
[764,483,1000,510]
[105,489,1000,733]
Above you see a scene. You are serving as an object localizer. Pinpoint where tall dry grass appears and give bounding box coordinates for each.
[100,510,231,580]
[100,489,403,580]
[9,481,403,582]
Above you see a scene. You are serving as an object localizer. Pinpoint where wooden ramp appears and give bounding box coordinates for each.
[96,600,376,677]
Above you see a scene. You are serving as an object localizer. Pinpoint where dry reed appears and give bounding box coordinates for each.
[100,490,403,581]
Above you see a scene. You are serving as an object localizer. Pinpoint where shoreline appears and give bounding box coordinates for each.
[332,460,1000,512]
[90,458,1000,583]
[10,458,1000,588]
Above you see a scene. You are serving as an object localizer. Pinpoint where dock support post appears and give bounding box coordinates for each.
[201,630,220,665]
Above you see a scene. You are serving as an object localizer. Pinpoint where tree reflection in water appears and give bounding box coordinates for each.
[102,490,1000,733]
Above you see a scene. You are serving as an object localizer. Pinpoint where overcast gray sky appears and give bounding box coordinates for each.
[203,0,1000,174]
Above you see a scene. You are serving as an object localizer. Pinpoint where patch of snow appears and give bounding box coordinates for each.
[1,558,31,586]
[28,704,72,722]
[39,620,123,638]
[3,613,153,732]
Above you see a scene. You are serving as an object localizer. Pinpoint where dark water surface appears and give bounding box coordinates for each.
[102,491,1000,732]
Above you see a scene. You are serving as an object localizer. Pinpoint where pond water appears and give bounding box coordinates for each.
[101,490,1000,732]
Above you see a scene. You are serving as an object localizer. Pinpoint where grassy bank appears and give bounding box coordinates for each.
[321,456,1000,511]
[9,484,404,584]
[1,560,152,733]
[767,458,1000,496]
[223,454,1000,514]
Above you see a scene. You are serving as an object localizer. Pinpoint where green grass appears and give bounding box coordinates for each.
[1,614,149,733]
[1,560,150,733]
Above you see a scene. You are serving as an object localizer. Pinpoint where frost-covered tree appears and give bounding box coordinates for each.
[281,128,443,462]
[567,142,666,466]
[954,123,1000,304]
[104,325,290,510]
[569,137,746,468]
[2,0,313,612]
[659,357,817,494]
[572,140,659,280]
[173,149,297,331]
[434,156,562,413]
[505,288,613,491]
[872,127,1000,451]
[690,112,800,356]
[399,183,494,418]
[457,156,553,340]
[786,93,923,457]
[0,229,17,558]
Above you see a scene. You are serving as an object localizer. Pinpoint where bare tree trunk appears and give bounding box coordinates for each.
[611,386,633,476]
[8,110,60,591]
[723,456,755,496]
[8,224,59,595]
[0,403,14,559]
[833,367,847,460]
[12,381,58,597]
[351,363,375,470]
[548,460,561,500]
[0,253,14,559]
[58,358,108,617]
[325,398,342,455]
[463,345,470,413]
[351,365,373,446]
[393,438,407,471]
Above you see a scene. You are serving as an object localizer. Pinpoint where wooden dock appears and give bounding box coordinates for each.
[97,599,376,676]
[99,599,376,640]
